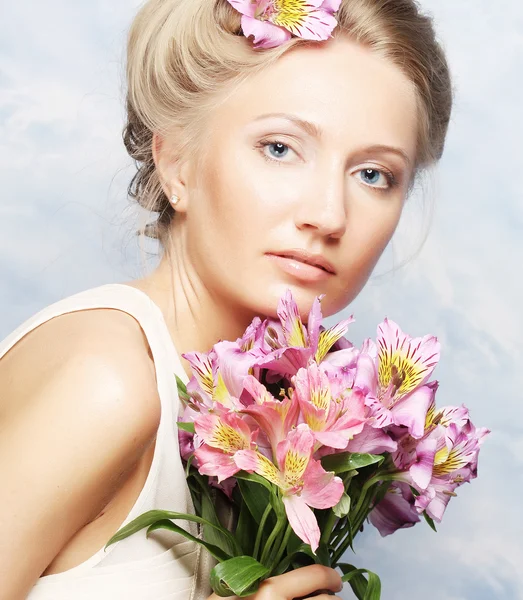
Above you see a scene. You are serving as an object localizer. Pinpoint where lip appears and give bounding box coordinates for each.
[267,249,336,275]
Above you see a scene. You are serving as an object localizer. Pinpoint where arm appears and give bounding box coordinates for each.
[0,309,161,599]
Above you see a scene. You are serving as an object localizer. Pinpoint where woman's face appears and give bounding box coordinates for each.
[169,36,418,321]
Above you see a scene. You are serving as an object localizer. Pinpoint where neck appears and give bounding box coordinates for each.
[126,247,259,380]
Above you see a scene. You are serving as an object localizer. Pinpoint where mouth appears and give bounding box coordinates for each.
[267,249,336,275]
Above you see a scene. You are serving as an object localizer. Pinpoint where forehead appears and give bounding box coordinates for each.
[209,36,418,155]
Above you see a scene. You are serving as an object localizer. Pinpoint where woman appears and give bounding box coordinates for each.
[0,0,452,598]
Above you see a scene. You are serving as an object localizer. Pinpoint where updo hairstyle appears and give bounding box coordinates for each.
[123,0,453,244]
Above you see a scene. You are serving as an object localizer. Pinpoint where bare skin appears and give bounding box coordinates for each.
[0,36,418,599]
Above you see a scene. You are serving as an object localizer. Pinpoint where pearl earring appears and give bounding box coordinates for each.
[171,194,180,207]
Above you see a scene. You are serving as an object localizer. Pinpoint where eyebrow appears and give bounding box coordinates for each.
[252,112,412,168]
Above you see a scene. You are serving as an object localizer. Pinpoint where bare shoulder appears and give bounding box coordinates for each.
[0,307,162,597]
[0,306,161,429]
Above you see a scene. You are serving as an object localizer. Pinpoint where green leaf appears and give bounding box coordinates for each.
[235,501,256,556]
[184,454,195,478]
[148,519,231,562]
[333,492,351,518]
[235,470,274,493]
[105,509,236,557]
[175,374,190,403]
[200,488,238,556]
[320,452,384,474]
[237,476,274,526]
[210,556,270,597]
[177,421,196,434]
[423,511,438,532]
[372,481,392,508]
[273,543,317,575]
[315,542,331,567]
[339,563,382,600]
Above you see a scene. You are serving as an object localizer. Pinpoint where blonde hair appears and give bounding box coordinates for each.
[123,0,453,243]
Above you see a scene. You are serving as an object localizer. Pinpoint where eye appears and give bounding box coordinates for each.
[257,139,297,164]
[358,167,398,192]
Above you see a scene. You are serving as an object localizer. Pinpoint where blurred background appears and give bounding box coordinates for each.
[1,1,521,598]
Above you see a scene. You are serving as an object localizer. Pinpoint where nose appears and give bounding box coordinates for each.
[293,163,347,240]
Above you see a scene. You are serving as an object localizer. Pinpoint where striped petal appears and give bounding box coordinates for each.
[195,411,253,453]
[314,317,354,363]
[277,289,309,347]
[281,8,338,41]
[277,424,314,488]
[377,318,440,402]
[234,448,283,487]
[294,364,331,412]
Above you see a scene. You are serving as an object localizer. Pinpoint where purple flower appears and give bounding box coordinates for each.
[389,399,490,523]
[256,289,354,377]
[227,0,342,49]
[355,319,440,439]
[369,482,420,537]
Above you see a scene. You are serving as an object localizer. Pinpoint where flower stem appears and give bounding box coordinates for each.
[254,504,273,561]
[320,510,338,547]
[260,515,284,566]
[269,523,292,572]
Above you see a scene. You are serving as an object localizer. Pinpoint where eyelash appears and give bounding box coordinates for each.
[256,139,400,193]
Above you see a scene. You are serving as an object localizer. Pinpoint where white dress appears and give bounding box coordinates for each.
[0,283,216,600]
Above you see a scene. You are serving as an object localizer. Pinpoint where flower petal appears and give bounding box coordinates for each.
[301,459,344,509]
[234,449,282,487]
[306,295,324,352]
[392,384,434,439]
[409,435,438,490]
[287,10,338,41]
[320,0,342,12]
[256,346,311,377]
[354,353,379,396]
[294,363,331,412]
[225,0,257,17]
[195,411,253,452]
[213,340,263,399]
[277,424,314,484]
[369,482,420,537]
[277,289,309,347]
[241,15,292,49]
[346,423,397,454]
[195,445,241,483]
[283,494,321,553]
[377,318,440,399]
[315,317,354,363]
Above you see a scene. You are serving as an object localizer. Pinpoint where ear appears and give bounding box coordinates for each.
[152,131,190,213]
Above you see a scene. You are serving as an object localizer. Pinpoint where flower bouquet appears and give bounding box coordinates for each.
[107,290,488,599]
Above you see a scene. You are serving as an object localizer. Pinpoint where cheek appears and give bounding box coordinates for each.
[326,203,402,314]
[199,146,305,243]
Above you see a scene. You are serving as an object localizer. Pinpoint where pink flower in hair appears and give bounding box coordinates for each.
[227,0,342,49]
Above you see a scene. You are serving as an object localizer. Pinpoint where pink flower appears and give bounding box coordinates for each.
[355,319,440,439]
[257,289,354,377]
[414,416,490,522]
[212,317,269,400]
[182,350,238,411]
[293,362,367,451]
[194,408,259,483]
[390,399,490,522]
[234,423,344,553]
[240,375,300,457]
[227,0,341,49]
